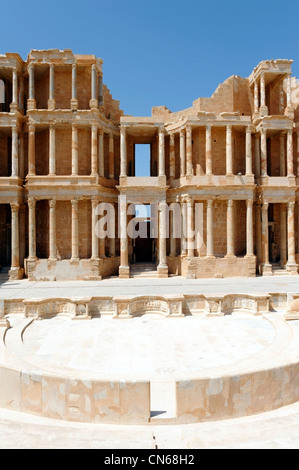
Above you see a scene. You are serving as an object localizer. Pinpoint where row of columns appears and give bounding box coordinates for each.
[120,124,253,178]
[257,128,296,177]
[253,73,292,115]
[28,62,103,111]
[27,198,117,262]
[28,123,116,178]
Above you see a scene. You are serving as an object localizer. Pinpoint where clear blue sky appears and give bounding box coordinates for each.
[1,0,298,117]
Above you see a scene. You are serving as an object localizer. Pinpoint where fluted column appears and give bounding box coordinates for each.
[255,134,260,177]
[72,124,78,176]
[28,123,36,176]
[206,125,212,175]
[91,124,98,175]
[246,199,254,256]
[260,128,267,176]
[120,127,127,177]
[90,64,98,109]
[287,202,296,268]
[226,199,235,257]
[158,127,165,177]
[280,133,286,176]
[255,204,262,265]
[180,130,186,177]
[71,63,78,111]
[91,198,99,259]
[98,129,104,177]
[48,64,55,110]
[11,203,20,268]
[186,125,193,176]
[280,203,287,266]
[206,200,214,257]
[226,125,233,175]
[169,133,175,179]
[158,201,167,267]
[287,129,294,177]
[10,67,18,112]
[109,133,114,179]
[254,81,259,114]
[11,125,18,177]
[49,123,56,175]
[28,63,36,110]
[261,202,270,266]
[28,198,37,260]
[49,199,57,260]
[245,126,252,175]
[71,200,79,261]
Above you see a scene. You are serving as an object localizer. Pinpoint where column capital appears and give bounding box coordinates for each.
[246,199,253,208]
[91,122,98,132]
[180,128,185,137]
[260,127,267,136]
[262,201,269,212]
[49,199,56,209]
[207,199,214,209]
[170,133,175,143]
[10,202,20,212]
[71,199,79,207]
[28,62,34,72]
[28,197,36,209]
[159,126,166,135]
[288,201,295,213]
[227,199,234,208]
[226,124,232,132]
[91,197,99,209]
[49,122,56,131]
[246,125,252,134]
[120,126,127,136]
[28,123,35,132]
[206,124,212,131]
[186,124,192,133]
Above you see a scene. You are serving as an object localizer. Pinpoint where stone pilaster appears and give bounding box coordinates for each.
[89,64,98,109]
[254,80,259,114]
[10,67,18,112]
[280,203,287,267]
[19,133,25,180]
[49,199,57,261]
[28,123,36,176]
[91,198,99,260]
[246,199,254,256]
[49,123,56,176]
[254,134,260,177]
[48,64,55,110]
[287,129,294,177]
[71,200,79,262]
[206,200,214,257]
[261,202,272,275]
[206,125,212,175]
[28,198,37,260]
[180,130,186,177]
[71,63,78,111]
[109,203,116,257]
[109,133,114,179]
[187,196,194,257]
[245,126,252,175]
[255,204,262,265]
[72,124,78,176]
[9,202,23,280]
[158,127,165,177]
[169,209,176,257]
[158,201,168,277]
[226,199,235,257]
[260,128,267,177]
[181,197,187,256]
[27,63,36,110]
[260,72,268,116]
[119,197,129,278]
[169,133,175,179]
[186,125,193,176]
[280,133,286,176]
[226,125,233,176]
[98,129,104,177]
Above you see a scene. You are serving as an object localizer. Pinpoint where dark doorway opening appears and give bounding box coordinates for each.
[134,221,153,263]
[0,204,11,269]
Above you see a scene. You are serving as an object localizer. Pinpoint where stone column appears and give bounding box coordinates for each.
[91,124,98,176]
[49,199,57,260]
[91,198,99,259]
[287,202,297,272]
[98,74,103,106]
[187,196,194,257]
[255,204,262,265]
[71,200,79,261]
[98,129,104,177]
[287,129,294,177]
[158,201,168,275]
[206,200,214,257]
[71,63,78,111]
[297,131,299,176]
[260,128,267,176]
[28,63,36,110]
[226,125,233,175]
[206,125,212,175]
[226,199,235,257]
[120,127,127,177]
[169,133,175,179]
[169,209,176,257]
[109,133,114,179]
[261,202,271,273]
[280,203,287,266]
[49,123,56,175]
[10,203,20,268]
[72,124,78,176]
[109,203,116,257]
[28,198,37,260]
[286,74,292,110]
[280,133,286,176]
[246,199,254,256]
[28,123,36,176]
[245,126,252,175]
[90,64,98,109]
[180,130,186,177]
[48,64,55,110]
[254,81,259,113]
[119,197,129,277]
[11,125,18,177]
[19,133,25,179]
[255,134,260,177]
[181,198,187,256]
[186,125,193,176]
[260,72,268,115]
[158,127,165,177]
[19,76,24,112]
[10,67,18,112]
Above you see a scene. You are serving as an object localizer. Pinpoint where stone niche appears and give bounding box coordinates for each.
[113,295,185,319]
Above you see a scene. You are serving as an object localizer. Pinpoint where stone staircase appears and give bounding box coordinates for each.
[130,263,159,278]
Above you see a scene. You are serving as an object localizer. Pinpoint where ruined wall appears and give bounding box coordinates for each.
[56,128,72,175]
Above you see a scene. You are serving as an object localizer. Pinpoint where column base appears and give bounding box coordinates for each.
[119,265,130,279]
[48,99,56,111]
[70,258,80,264]
[27,99,36,110]
[224,254,236,259]
[89,99,98,110]
[260,263,273,276]
[158,264,168,278]
[9,267,24,280]
[70,99,78,111]
[286,263,298,275]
